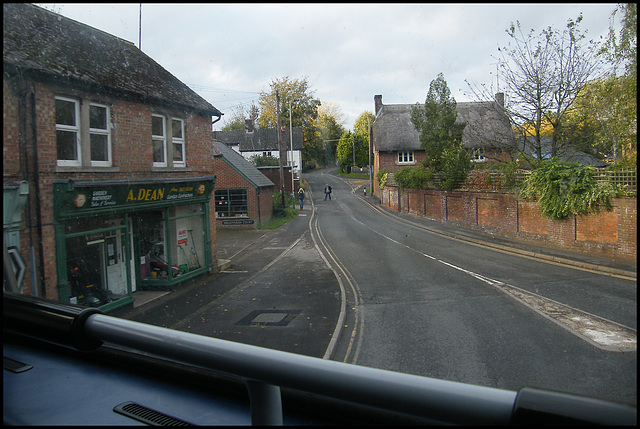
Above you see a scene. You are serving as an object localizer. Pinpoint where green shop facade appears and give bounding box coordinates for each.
[53,176,216,313]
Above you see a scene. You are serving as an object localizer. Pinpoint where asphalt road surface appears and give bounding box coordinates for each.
[305,168,636,406]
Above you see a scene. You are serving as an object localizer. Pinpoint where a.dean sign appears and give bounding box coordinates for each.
[54,176,216,220]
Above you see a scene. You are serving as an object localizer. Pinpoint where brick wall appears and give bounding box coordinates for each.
[386,186,636,262]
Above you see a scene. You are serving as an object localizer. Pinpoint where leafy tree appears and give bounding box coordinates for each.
[221,102,259,131]
[597,3,637,162]
[257,76,322,168]
[496,15,605,163]
[561,76,635,161]
[317,102,347,164]
[354,111,375,136]
[601,3,637,78]
[411,73,471,190]
[336,130,369,171]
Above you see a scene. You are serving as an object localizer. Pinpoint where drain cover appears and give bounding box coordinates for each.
[236,310,300,326]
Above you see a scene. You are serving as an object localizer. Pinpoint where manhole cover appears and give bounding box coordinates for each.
[236,310,301,326]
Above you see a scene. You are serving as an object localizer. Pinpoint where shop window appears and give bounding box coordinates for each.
[65,216,127,307]
[139,211,168,279]
[215,189,248,218]
[138,206,205,280]
[169,204,204,274]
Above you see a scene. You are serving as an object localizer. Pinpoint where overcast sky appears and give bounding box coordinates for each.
[38,3,621,130]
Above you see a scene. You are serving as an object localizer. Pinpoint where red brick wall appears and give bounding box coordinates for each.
[383,185,637,261]
[258,166,296,194]
[3,76,218,299]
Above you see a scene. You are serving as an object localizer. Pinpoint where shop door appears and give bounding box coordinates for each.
[105,230,127,296]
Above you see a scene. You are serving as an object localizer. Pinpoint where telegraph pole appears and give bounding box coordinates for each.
[276,91,285,207]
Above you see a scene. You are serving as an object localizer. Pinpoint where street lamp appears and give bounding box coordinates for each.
[288,98,299,208]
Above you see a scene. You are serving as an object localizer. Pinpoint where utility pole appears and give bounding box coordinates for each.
[276,91,285,207]
[368,116,372,196]
[138,3,142,50]
[288,99,297,208]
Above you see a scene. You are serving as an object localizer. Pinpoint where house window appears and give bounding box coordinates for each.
[56,96,113,167]
[89,103,111,166]
[471,148,486,163]
[55,97,81,166]
[214,189,248,218]
[152,114,167,167]
[172,118,185,167]
[397,151,414,164]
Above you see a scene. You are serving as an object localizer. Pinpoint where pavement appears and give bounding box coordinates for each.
[118,176,636,358]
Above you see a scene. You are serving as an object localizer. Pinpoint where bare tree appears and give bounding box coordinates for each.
[469,15,606,165]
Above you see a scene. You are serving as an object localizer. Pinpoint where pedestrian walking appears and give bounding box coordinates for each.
[324,184,332,200]
[298,187,305,209]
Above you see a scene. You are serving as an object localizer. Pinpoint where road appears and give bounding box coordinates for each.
[304,169,636,406]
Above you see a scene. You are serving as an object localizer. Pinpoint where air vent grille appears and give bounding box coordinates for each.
[114,401,193,426]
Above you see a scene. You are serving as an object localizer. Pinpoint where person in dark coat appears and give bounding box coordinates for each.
[324,184,332,200]
[298,187,305,209]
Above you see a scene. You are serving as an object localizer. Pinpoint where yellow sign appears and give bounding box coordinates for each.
[126,188,165,203]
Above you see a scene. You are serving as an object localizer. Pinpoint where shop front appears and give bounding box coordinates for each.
[53,176,216,313]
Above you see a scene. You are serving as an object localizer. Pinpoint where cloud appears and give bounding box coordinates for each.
[42,3,619,129]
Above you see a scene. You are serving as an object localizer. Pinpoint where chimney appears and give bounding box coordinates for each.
[374,94,383,115]
[245,119,254,133]
[495,93,504,107]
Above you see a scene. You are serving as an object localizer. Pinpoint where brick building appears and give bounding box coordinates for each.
[212,140,275,229]
[3,4,223,312]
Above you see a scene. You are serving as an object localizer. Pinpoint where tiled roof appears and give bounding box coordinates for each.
[372,100,515,152]
[212,140,275,189]
[213,127,304,152]
[3,3,221,117]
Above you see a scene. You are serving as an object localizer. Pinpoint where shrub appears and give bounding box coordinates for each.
[376,168,388,189]
[393,166,433,190]
[519,158,618,219]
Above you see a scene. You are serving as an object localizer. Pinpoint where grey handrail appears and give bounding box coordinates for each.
[4,292,636,425]
[82,313,516,425]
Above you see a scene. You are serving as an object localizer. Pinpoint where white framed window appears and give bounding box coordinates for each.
[397,151,414,164]
[89,103,112,166]
[55,96,81,166]
[171,118,185,167]
[152,114,167,167]
[471,148,486,163]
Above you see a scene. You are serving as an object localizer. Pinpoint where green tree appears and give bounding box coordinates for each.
[561,76,635,161]
[354,111,375,136]
[598,3,637,161]
[257,76,322,168]
[221,102,259,131]
[336,130,369,171]
[317,102,347,165]
[411,73,471,190]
